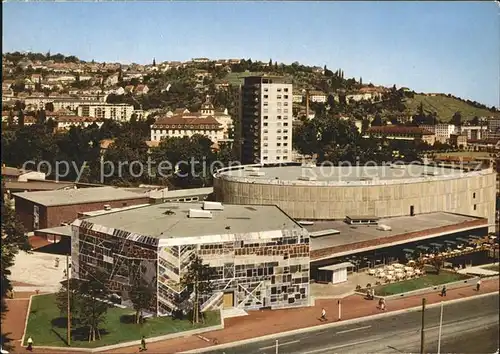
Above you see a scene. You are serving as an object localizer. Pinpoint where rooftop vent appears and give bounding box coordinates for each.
[390,164,406,169]
[298,176,317,181]
[245,167,260,172]
[103,204,112,211]
[298,220,314,226]
[248,172,265,176]
[188,209,213,219]
[422,171,438,176]
[203,201,224,211]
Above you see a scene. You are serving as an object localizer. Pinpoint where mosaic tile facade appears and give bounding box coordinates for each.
[72,219,311,316]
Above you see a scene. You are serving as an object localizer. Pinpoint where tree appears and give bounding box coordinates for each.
[450,111,462,126]
[129,275,155,324]
[78,267,110,342]
[371,114,384,126]
[429,253,444,274]
[180,254,216,324]
[1,181,31,350]
[55,278,80,325]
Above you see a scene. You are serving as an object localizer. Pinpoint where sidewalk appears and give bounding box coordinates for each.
[104,278,499,353]
[5,279,497,354]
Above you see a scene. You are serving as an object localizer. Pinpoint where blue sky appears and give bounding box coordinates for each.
[3,1,499,107]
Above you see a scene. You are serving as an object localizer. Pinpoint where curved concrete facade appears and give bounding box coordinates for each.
[214,164,496,232]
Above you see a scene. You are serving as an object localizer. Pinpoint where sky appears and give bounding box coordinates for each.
[3,1,499,107]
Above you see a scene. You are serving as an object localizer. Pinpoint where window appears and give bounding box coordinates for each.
[263,149,268,154]
[277,102,282,106]
[284,122,289,126]
[276,156,280,160]
[284,102,289,106]
[474,204,477,210]
[263,136,268,140]
[264,109,268,113]
[284,109,289,113]
[264,122,268,127]
[277,88,282,92]
[284,156,288,160]
[284,129,288,133]
[284,95,289,99]
[277,136,281,140]
[283,142,288,146]
[283,115,289,120]
[473,192,476,199]
[263,102,268,106]
[264,95,269,99]
[284,88,289,92]
[277,143,281,147]
[277,95,282,99]
[264,115,268,120]
[263,129,268,133]
[277,109,282,113]
[263,143,268,147]
[277,115,282,119]
[277,123,282,127]
[283,136,288,140]
[263,156,268,160]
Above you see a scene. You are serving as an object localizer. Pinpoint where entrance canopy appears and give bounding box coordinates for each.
[319,262,355,272]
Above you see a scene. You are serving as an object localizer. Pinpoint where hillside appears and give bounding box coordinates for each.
[403,94,498,122]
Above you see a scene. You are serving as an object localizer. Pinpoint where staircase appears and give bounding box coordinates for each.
[221,307,248,319]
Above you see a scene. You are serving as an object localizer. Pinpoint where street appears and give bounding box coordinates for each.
[198,293,499,354]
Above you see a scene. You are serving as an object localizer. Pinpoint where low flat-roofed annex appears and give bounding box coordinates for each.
[307,212,487,252]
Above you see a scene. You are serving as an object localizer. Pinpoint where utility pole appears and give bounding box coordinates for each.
[193,278,199,324]
[66,254,71,346]
[420,298,426,354]
[437,301,444,354]
[275,339,279,354]
[338,299,342,321]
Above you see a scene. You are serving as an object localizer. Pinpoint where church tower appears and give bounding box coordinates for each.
[200,95,215,117]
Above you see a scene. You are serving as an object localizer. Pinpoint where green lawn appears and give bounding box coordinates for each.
[373,271,471,296]
[482,264,500,273]
[23,294,220,348]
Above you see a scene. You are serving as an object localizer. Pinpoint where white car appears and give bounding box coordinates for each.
[1,347,9,354]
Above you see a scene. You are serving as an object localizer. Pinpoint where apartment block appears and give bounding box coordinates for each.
[240,76,293,164]
[77,103,135,122]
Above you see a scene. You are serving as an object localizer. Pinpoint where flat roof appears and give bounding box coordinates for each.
[307,212,485,252]
[35,225,73,237]
[78,202,302,239]
[5,180,75,191]
[154,187,214,199]
[13,186,148,207]
[217,164,492,186]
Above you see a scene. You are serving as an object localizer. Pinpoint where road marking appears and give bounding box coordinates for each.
[302,339,379,354]
[259,340,300,351]
[336,325,372,334]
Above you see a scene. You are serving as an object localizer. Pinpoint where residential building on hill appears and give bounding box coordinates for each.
[150,96,233,144]
[365,126,436,145]
[240,76,293,164]
[419,124,457,143]
[77,103,135,122]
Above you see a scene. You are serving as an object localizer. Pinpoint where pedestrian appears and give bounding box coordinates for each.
[320,307,327,321]
[139,335,147,352]
[476,279,482,292]
[441,285,447,297]
[380,298,386,311]
[26,337,33,351]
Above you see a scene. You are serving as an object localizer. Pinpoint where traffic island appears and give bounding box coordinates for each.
[22,294,222,351]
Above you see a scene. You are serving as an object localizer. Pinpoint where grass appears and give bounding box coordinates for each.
[403,94,499,122]
[23,294,220,348]
[482,264,500,273]
[373,271,471,296]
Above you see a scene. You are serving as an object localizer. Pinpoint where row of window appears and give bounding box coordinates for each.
[263,109,289,114]
[263,129,289,134]
[263,122,289,127]
[263,102,289,107]
[263,155,289,161]
[263,142,288,147]
[263,135,289,141]
[263,87,289,93]
[263,95,290,100]
[263,149,289,154]
[263,115,289,120]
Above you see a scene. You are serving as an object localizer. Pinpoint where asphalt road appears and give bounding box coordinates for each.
[200,293,499,354]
